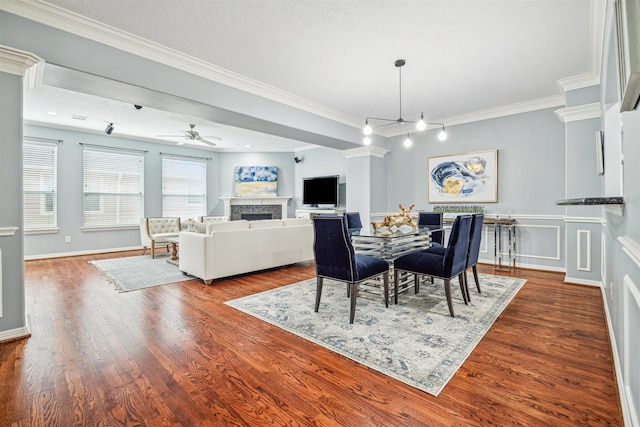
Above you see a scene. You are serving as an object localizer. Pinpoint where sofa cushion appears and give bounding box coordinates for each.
[249,219,284,229]
[194,222,207,234]
[283,218,311,226]
[206,220,249,234]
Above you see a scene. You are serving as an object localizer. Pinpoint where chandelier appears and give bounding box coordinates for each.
[363,59,447,147]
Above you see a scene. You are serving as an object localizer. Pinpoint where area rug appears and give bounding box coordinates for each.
[226,273,525,396]
[90,254,192,292]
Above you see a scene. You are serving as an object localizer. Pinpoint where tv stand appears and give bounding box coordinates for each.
[295,208,345,219]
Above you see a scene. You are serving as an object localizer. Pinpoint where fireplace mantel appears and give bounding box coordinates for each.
[220,196,291,219]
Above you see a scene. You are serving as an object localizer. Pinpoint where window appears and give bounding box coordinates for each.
[162,155,207,220]
[23,140,57,231]
[83,146,144,228]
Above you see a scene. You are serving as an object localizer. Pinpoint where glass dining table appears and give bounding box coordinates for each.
[349,225,443,300]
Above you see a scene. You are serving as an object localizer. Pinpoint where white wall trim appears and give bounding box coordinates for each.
[554,102,602,123]
[0,324,31,343]
[0,227,19,236]
[342,146,390,159]
[601,281,633,427]
[618,236,640,269]
[24,245,142,261]
[564,216,604,224]
[577,229,592,272]
[564,276,601,287]
[514,224,562,261]
[623,275,640,427]
[0,44,43,88]
[478,260,565,273]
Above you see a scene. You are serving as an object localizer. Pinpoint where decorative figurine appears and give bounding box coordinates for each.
[371,204,417,231]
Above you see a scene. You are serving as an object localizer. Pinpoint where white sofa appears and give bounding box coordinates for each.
[178,218,314,284]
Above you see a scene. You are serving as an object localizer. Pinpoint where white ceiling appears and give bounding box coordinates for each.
[19,0,601,152]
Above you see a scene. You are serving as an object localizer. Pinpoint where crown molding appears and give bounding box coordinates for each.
[0,44,43,85]
[0,0,362,129]
[342,146,390,159]
[554,102,601,123]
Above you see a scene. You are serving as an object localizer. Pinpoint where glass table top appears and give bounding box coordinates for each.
[349,225,442,239]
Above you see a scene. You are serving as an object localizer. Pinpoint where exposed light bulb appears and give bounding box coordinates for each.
[438,129,447,141]
[363,120,372,136]
[363,136,371,145]
[403,135,412,147]
[416,113,426,131]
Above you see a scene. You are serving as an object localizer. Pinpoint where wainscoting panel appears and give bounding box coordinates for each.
[577,229,592,272]
[623,274,640,427]
[514,224,561,261]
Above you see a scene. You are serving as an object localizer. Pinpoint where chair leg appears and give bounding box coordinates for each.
[393,270,399,304]
[383,273,389,308]
[444,279,455,317]
[414,273,420,294]
[151,241,156,258]
[349,283,357,324]
[472,265,481,293]
[458,274,468,304]
[142,246,147,255]
[462,271,471,303]
[314,277,323,313]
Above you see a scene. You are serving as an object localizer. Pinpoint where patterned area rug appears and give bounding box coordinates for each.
[226,273,526,396]
[90,254,192,292]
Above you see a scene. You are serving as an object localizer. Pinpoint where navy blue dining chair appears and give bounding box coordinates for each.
[345,212,363,229]
[393,215,472,317]
[312,215,390,323]
[418,212,444,247]
[465,214,484,295]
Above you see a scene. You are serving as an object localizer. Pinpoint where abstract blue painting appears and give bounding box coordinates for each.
[428,150,498,203]
[234,166,278,197]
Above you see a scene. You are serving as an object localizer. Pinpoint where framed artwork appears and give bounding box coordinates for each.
[428,149,498,203]
[234,166,278,197]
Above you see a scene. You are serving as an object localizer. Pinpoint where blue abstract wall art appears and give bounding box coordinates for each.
[234,166,278,197]
[428,150,498,203]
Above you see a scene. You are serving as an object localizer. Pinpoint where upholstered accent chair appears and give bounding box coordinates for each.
[312,215,389,324]
[418,212,444,247]
[140,217,181,258]
[393,215,472,316]
[345,212,363,229]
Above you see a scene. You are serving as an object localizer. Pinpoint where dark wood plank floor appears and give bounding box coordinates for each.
[0,251,623,426]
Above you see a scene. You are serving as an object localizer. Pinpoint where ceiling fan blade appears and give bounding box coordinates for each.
[198,138,217,147]
[177,140,187,145]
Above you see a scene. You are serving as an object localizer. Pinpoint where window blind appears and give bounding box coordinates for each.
[162,155,207,220]
[23,141,57,230]
[83,146,144,227]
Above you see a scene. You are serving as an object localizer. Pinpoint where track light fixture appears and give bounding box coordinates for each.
[105,123,114,135]
[362,59,447,145]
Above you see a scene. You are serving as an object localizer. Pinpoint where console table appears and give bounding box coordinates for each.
[486,217,516,270]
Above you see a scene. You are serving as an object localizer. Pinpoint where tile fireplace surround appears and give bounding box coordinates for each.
[220,197,291,220]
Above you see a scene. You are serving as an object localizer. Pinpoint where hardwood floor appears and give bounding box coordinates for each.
[1,251,623,426]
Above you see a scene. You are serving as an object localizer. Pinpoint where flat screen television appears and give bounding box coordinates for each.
[303,175,339,207]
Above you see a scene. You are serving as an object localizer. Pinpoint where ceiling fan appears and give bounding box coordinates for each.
[158,124,221,146]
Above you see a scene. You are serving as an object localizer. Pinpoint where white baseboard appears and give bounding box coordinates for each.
[24,246,142,261]
[0,315,31,343]
[564,276,602,287]
[478,260,565,273]
[600,286,634,426]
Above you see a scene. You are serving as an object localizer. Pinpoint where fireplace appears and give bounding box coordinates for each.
[241,213,273,221]
[220,196,291,220]
[231,204,282,221]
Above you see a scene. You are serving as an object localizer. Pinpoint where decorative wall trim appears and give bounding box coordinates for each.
[618,236,640,269]
[24,245,142,261]
[514,224,562,261]
[0,227,19,236]
[554,102,602,123]
[0,325,31,343]
[342,146,390,159]
[623,274,640,427]
[0,44,43,81]
[577,229,592,272]
[564,216,603,224]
